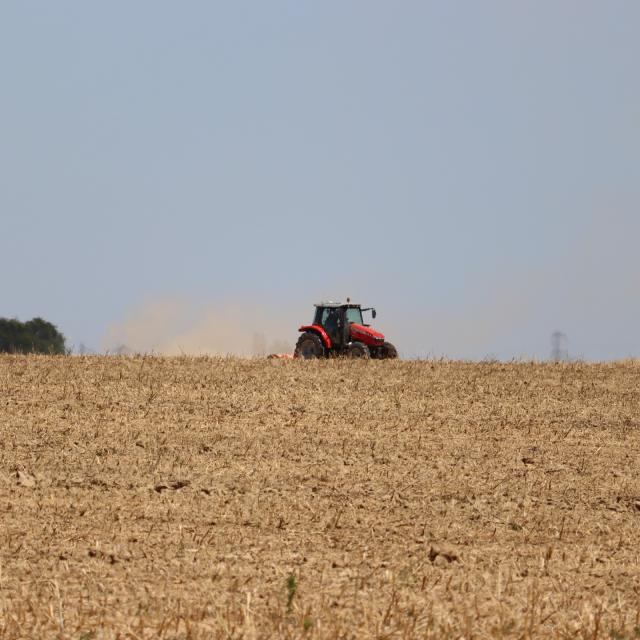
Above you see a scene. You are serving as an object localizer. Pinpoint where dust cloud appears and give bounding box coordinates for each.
[102,298,296,357]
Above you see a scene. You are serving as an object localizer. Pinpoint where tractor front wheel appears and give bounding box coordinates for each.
[380,342,398,359]
[346,341,370,359]
[295,332,325,359]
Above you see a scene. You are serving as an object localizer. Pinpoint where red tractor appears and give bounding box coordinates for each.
[295,301,398,359]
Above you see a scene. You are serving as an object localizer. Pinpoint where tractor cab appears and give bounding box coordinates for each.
[295,300,396,359]
[313,303,373,349]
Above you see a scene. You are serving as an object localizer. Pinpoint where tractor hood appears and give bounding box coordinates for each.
[350,323,385,345]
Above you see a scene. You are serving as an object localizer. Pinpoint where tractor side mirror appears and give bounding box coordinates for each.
[372,309,377,319]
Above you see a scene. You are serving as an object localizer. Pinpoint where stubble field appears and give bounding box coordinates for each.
[1,355,640,639]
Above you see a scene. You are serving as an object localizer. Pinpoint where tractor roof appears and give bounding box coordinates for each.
[314,301,361,309]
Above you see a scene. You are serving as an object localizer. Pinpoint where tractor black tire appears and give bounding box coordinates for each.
[346,341,370,359]
[381,342,398,359]
[295,332,325,359]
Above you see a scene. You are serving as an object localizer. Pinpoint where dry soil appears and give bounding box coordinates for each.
[1,355,640,639]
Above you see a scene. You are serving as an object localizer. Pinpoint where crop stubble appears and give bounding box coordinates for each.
[1,355,640,638]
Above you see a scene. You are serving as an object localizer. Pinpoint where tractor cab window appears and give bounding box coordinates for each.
[321,307,340,327]
[320,307,342,343]
[345,307,363,325]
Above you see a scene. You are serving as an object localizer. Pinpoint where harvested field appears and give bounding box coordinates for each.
[1,355,640,639]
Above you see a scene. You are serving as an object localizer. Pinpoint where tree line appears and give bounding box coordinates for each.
[0,317,66,355]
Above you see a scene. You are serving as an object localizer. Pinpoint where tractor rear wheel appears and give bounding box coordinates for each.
[295,332,325,359]
[346,341,370,358]
[381,342,398,359]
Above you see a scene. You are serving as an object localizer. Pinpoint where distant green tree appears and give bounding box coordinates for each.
[0,317,66,354]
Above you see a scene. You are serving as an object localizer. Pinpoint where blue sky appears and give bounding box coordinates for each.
[1,2,639,359]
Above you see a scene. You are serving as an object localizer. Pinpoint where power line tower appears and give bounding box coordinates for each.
[551,331,568,362]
